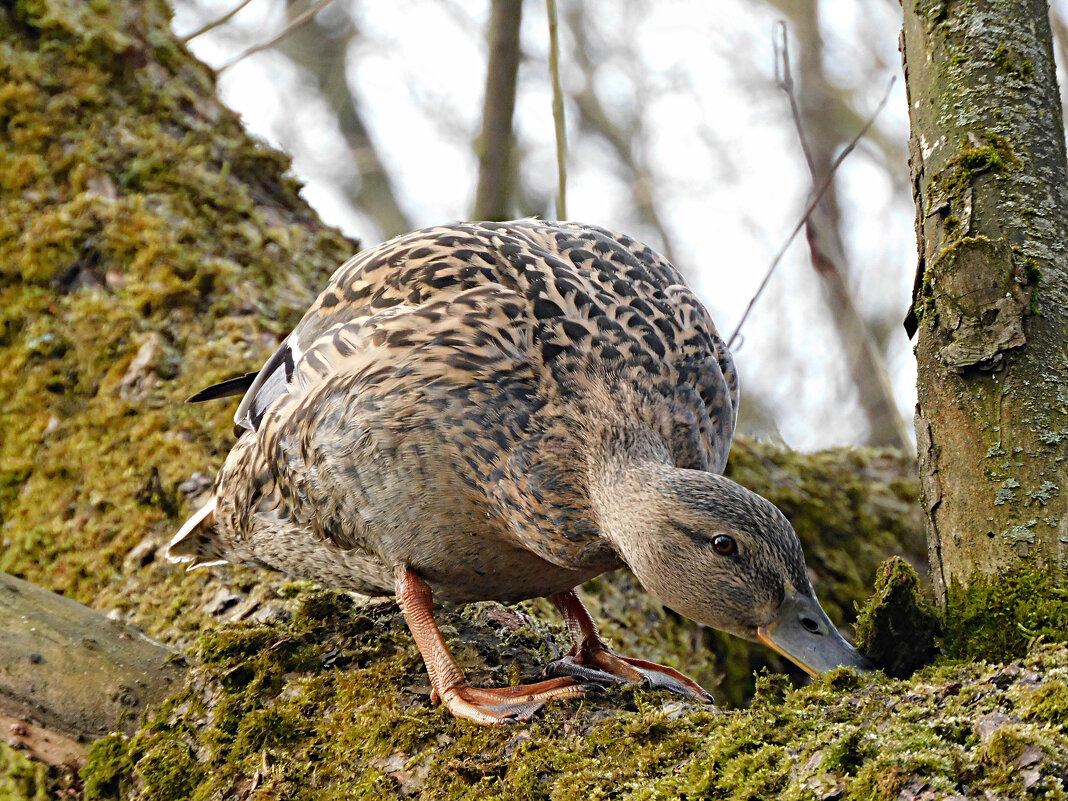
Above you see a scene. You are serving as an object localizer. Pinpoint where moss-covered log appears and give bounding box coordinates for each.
[77,587,1068,801]
[902,0,1068,630]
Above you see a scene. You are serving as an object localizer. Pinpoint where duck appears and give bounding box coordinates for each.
[170,219,867,724]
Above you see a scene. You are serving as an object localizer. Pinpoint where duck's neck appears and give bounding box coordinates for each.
[586,424,677,557]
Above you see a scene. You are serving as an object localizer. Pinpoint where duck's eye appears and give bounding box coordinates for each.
[711,534,736,555]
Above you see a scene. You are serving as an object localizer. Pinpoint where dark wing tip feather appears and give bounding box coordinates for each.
[186,371,259,403]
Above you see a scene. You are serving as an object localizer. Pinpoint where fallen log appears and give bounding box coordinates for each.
[0,573,183,766]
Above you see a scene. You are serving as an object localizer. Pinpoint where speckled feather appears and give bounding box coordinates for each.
[172,220,739,604]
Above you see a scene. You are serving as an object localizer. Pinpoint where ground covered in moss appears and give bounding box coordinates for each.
[73,586,1068,801]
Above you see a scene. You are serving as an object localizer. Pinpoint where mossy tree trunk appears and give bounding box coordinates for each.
[902,1,1068,632]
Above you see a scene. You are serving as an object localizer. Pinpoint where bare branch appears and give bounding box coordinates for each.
[776,15,910,449]
[219,0,337,74]
[727,76,894,350]
[773,21,816,177]
[182,0,258,43]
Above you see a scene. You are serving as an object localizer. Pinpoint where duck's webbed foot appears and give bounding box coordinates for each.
[546,590,715,705]
[395,566,585,725]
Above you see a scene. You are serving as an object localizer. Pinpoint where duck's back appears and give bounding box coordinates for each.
[240,220,737,466]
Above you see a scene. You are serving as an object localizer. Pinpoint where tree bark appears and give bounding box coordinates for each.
[472,0,523,221]
[902,0,1068,611]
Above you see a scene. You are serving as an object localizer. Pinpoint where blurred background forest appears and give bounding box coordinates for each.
[169,0,1068,451]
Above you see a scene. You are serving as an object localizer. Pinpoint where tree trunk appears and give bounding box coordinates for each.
[902,1,1068,617]
[472,0,523,221]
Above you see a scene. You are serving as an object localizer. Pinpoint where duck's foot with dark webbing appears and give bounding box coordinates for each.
[546,589,715,704]
[395,566,586,725]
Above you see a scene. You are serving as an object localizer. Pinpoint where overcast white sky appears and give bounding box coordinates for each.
[173,0,922,450]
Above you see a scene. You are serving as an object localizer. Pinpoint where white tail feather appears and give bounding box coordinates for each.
[167,497,227,569]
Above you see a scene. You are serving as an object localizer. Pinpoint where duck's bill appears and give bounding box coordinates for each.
[755,587,870,677]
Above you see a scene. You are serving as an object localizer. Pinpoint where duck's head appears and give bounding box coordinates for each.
[596,465,869,677]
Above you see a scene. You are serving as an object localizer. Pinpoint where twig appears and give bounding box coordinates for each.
[773,21,816,177]
[218,0,337,75]
[770,22,910,448]
[182,0,257,43]
[546,0,568,220]
[727,73,895,350]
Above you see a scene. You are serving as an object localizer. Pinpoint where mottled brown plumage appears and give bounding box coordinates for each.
[171,220,865,723]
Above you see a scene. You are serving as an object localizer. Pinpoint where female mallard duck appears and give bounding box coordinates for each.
[170,220,866,724]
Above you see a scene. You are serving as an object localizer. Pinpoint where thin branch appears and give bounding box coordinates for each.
[182,0,258,43]
[775,17,910,449]
[727,75,895,350]
[773,21,816,177]
[547,0,568,220]
[218,0,337,74]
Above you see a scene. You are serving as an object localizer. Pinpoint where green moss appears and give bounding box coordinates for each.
[81,734,132,800]
[992,44,1035,79]
[0,0,354,616]
[0,743,49,801]
[0,743,82,800]
[932,132,1022,211]
[944,561,1068,661]
[76,583,1068,801]
[133,738,204,801]
[854,557,941,678]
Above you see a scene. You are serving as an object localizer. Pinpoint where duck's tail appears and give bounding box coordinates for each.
[167,497,229,570]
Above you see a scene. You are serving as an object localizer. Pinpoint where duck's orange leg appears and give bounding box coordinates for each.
[548,590,715,704]
[395,566,585,724]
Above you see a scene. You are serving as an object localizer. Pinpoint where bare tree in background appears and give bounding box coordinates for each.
[274,0,413,238]
[767,0,911,449]
[472,0,523,220]
[564,0,681,268]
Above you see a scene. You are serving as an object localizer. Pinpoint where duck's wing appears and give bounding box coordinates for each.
[189,225,521,431]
